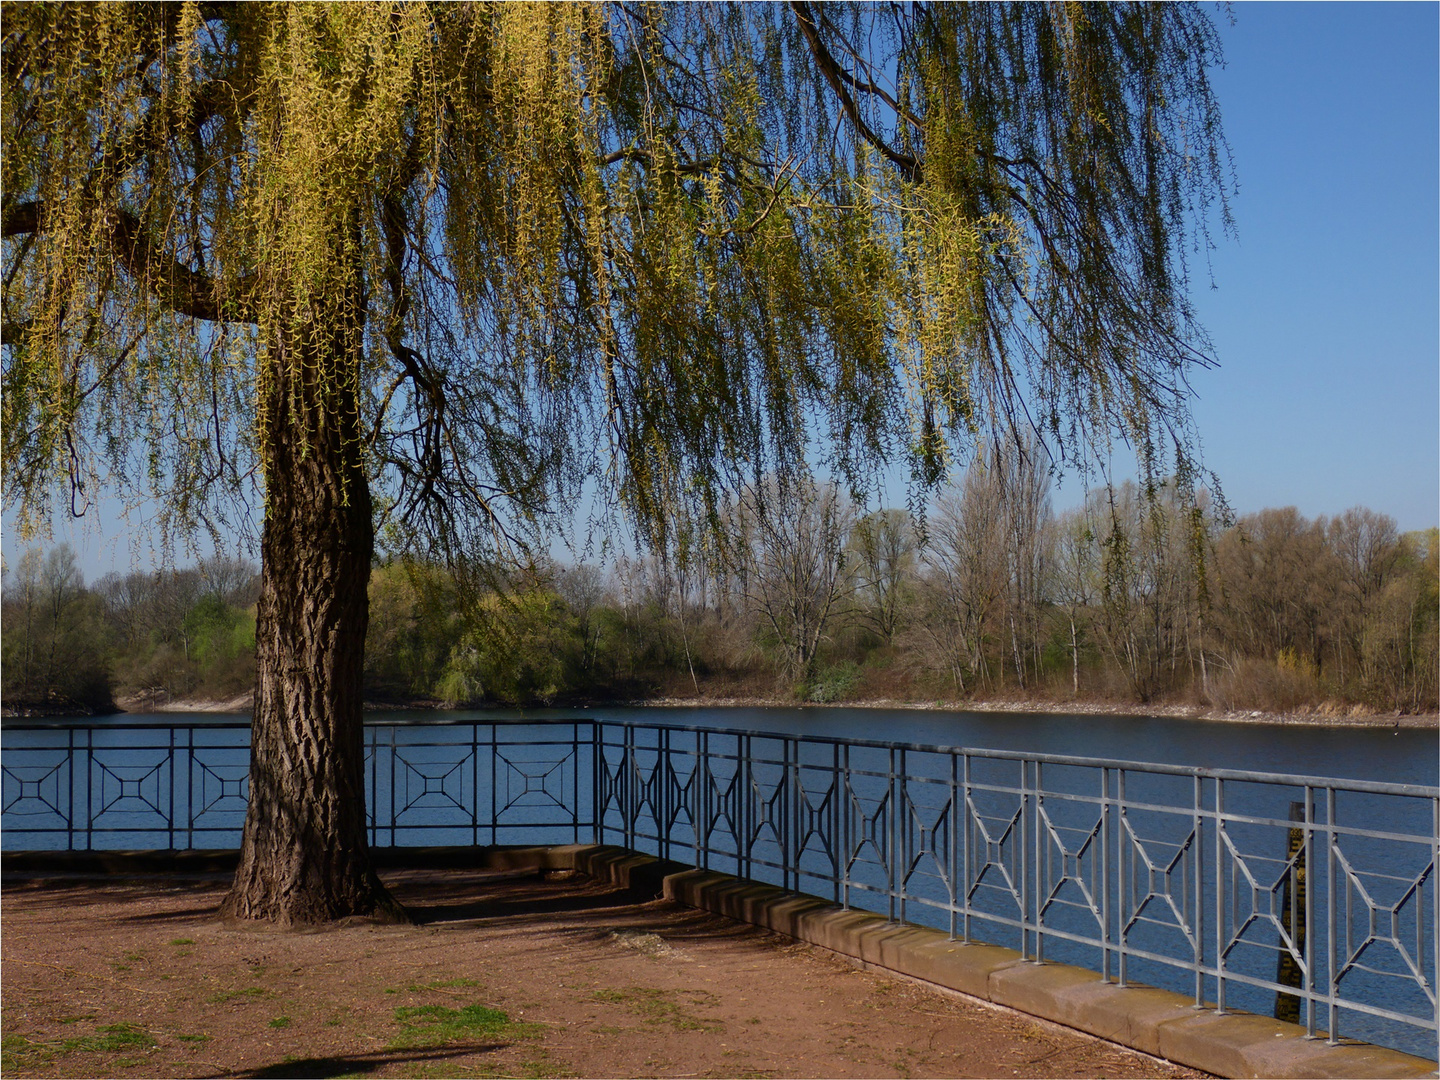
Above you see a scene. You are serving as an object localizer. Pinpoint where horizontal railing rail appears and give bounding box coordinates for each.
[3,715,1436,1060]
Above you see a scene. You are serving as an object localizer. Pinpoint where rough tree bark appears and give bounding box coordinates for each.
[220,299,403,926]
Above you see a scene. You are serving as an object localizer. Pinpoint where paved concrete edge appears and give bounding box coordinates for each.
[558,845,1436,1080]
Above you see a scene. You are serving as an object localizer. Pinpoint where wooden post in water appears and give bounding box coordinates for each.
[1274,801,1306,1023]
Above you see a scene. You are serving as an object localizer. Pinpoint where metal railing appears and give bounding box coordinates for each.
[3,716,1436,1059]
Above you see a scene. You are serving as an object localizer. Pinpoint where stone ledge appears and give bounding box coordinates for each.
[641,856,1435,1080]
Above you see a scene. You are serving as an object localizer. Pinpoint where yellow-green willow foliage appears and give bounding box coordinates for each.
[4,1,1231,558]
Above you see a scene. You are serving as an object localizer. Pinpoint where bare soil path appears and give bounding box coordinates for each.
[2,867,1205,1079]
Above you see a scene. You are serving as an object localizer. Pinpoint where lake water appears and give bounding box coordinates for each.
[412,704,1440,786]
[8,704,1435,786]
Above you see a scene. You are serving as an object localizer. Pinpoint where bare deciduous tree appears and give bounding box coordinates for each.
[724,477,855,683]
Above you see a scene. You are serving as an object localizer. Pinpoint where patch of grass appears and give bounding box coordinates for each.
[589,987,722,1033]
[268,1015,292,1029]
[55,1014,98,1024]
[124,951,145,962]
[207,985,272,1004]
[57,1023,155,1055]
[169,938,195,946]
[2,1034,40,1071]
[176,1033,211,1044]
[388,1004,541,1051]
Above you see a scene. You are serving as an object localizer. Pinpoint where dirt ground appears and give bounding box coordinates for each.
[2,867,1207,1080]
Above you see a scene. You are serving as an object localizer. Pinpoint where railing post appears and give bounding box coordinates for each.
[591,721,602,845]
[83,725,92,852]
[1117,767,1129,987]
[1192,772,1204,1008]
[949,750,959,941]
[1327,785,1340,1044]
[842,741,851,911]
[1214,777,1227,1015]
[478,722,489,852]
[1035,759,1045,964]
[167,725,175,851]
[1100,766,1112,983]
[962,753,972,942]
[691,728,702,869]
[1021,757,1032,961]
[831,741,842,905]
[741,733,752,882]
[786,736,797,893]
[659,726,669,861]
[888,746,898,923]
[898,746,909,923]
[1302,788,1315,1039]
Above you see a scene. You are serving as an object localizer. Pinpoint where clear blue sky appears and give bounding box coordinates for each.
[6,2,1439,580]
[1179,1,1439,532]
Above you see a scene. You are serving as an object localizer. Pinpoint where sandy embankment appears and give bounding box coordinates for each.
[114,690,256,714]
[109,690,1438,729]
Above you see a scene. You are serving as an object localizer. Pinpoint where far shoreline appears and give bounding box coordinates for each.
[10,691,1430,730]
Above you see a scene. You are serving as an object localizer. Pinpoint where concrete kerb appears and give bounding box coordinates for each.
[5,842,1434,1079]
[560,845,1437,1080]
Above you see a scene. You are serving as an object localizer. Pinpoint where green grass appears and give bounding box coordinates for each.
[589,987,722,1033]
[268,1015,292,1029]
[176,1033,212,1044]
[4,1026,156,1070]
[58,1022,155,1054]
[2,1034,39,1072]
[387,1004,540,1051]
[169,938,195,946]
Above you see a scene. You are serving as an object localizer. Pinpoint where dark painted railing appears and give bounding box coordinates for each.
[3,716,1436,1060]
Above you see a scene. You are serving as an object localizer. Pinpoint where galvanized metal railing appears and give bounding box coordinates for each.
[3,716,1436,1059]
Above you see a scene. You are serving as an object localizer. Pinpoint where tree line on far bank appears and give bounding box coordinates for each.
[5,464,1436,718]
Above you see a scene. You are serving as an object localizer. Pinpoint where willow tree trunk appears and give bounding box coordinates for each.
[220,307,401,927]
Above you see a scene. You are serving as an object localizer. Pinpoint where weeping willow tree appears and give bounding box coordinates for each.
[2,2,1231,924]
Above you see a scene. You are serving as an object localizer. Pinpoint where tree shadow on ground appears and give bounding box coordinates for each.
[398,875,658,925]
[234,1042,507,1078]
